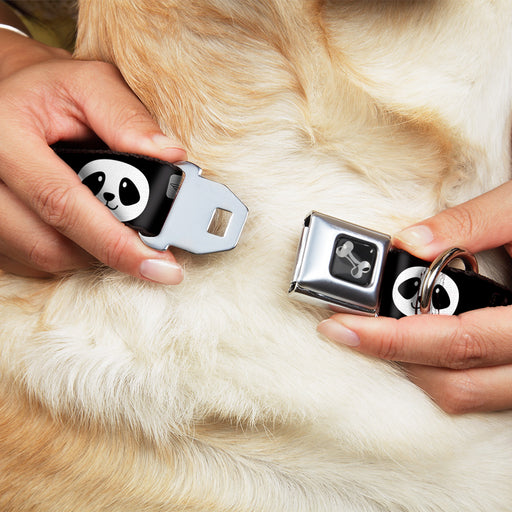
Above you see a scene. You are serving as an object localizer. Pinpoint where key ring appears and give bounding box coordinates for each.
[418,247,478,314]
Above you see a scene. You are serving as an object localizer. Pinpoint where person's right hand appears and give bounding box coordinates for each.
[0,29,187,283]
[318,180,512,414]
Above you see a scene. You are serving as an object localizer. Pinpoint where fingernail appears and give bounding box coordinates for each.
[139,259,184,285]
[317,319,360,347]
[151,134,187,159]
[394,225,434,249]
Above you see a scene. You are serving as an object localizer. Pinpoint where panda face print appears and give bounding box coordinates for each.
[78,159,150,222]
[391,266,459,316]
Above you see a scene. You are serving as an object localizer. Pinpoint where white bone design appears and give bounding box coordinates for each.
[335,240,372,279]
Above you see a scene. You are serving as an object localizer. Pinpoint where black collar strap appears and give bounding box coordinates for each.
[289,211,512,318]
[55,148,248,254]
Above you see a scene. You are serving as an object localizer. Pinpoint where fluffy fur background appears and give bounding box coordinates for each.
[1,0,512,510]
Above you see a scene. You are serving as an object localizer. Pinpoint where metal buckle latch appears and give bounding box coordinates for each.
[289,212,391,316]
[140,162,248,254]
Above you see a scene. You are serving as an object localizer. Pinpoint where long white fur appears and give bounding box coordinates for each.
[1,0,512,510]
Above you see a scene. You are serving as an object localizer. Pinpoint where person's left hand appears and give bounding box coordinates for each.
[317,181,512,414]
[0,30,187,282]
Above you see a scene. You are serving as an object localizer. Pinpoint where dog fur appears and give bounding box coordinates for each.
[1,0,512,510]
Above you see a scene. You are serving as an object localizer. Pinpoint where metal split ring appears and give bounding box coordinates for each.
[419,247,478,314]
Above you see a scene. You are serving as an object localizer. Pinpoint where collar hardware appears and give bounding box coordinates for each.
[55,148,248,255]
[289,211,512,318]
[289,212,391,316]
[140,161,248,254]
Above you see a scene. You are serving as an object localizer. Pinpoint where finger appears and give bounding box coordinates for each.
[0,182,93,272]
[0,254,53,278]
[317,306,512,369]
[0,142,184,283]
[0,60,185,284]
[1,58,186,162]
[0,31,72,79]
[404,363,512,414]
[392,180,512,260]
[60,61,187,162]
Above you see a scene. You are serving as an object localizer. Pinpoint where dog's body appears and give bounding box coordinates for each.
[1,1,512,510]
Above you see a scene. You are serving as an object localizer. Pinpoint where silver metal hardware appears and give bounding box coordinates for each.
[419,247,478,314]
[140,161,248,254]
[289,212,391,316]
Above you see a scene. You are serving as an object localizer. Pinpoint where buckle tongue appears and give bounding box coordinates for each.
[140,162,248,254]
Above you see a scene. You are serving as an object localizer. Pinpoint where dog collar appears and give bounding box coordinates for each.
[55,148,248,254]
[289,211,512,318]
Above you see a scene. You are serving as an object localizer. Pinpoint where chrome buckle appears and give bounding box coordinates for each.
[289,212,391,316]
[140,162,248,254]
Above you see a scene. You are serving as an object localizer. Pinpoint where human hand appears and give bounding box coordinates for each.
[0,30,186,282]
[318,180,512,414]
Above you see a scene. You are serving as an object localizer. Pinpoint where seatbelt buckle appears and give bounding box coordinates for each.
[289,211,391,316]
[140,161,248,254]
[289,211,510,318]
[55,148,248,255]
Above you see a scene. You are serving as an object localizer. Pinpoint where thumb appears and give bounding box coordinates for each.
[393,181,512,260]
[72,61,187,162]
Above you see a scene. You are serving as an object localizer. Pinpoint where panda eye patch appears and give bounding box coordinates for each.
[119,178,140,206]
[432,284,450,311]
[81,171,106,196]
[398,277,421,300]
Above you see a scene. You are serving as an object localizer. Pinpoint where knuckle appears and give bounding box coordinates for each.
[28,239,65,274]
[375,337,398,360]
[113,107,150,137]
[441,203,477,241]
[34,183,79,231]
[436,371,483,414]
[50,47,72,61]
[77,60,119,81]
[374,325,404,360]
[101,232,131,271]
[66,61,123,104]
[442,318,487,369]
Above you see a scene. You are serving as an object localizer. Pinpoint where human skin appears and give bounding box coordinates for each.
[0,19,186,284]
[318,180,512,414]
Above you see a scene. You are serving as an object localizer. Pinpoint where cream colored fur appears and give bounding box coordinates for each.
[1,1,512,510]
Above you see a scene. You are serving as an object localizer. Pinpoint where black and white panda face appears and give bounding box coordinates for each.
[78,159,150,222]
[391,266,459,316]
